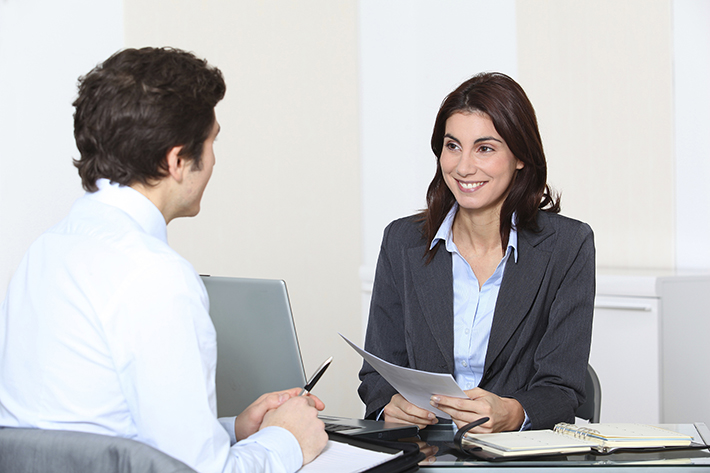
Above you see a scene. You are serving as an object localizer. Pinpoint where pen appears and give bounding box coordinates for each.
[300,356,333,395]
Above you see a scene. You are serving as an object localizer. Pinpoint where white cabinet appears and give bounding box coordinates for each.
[590,294,660,423]
[591,272,710,425]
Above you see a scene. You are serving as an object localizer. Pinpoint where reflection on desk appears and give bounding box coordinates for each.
[396,422,710,471]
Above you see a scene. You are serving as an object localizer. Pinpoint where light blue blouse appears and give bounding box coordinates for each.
[430,204,518,391]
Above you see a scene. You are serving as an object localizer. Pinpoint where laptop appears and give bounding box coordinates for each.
[201,275,418,440]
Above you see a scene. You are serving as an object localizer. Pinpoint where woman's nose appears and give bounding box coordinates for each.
[455,153,478,177]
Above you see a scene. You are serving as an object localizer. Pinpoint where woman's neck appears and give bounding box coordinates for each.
[452,206,503,257]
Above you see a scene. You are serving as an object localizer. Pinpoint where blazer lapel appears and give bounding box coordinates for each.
[408,245,455,373]
[485,222,555,371]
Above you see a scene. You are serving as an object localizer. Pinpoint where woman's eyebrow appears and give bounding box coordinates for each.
[474,136,502,144]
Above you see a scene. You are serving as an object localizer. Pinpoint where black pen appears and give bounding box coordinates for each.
[299,356,333,395]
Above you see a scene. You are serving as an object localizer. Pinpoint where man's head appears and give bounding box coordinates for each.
[72,47,226,192]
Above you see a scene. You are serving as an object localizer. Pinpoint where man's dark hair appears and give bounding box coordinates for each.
[73,47,226,192]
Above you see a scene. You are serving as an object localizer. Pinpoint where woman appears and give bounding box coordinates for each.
[358,72,595,433]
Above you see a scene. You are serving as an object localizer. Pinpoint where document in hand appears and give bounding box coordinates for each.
[340,334,467,419]
[463,423,695,459]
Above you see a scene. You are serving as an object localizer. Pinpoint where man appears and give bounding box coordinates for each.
[0,47,327,472]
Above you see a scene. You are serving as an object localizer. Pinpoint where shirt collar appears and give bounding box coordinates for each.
[87,179,168,244]
[430,203,519,263]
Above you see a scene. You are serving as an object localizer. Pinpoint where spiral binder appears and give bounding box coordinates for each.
[553,423,611,452]
[460,423,699,459]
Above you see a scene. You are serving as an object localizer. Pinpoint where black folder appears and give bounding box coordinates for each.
[327,431,425,473]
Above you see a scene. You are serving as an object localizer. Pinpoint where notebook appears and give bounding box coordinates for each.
[462,423,696,459]
[200,275,418,440]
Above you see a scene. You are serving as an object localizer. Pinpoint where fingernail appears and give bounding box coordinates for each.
[278,394,288,402]
[431,396,440,403]
[428,412,436,419]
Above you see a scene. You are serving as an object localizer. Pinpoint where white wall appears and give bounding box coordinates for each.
[674,0,710,269]
[514,0,710,272]
[0,0,124,301]
[517,0,675,270]
[361,0,710,279]
[358,1,518,333]
[359,0,518,278]
[122,0,363,417]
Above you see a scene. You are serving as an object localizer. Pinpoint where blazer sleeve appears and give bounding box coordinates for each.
[358,220,409,419]
[511,221,595,429]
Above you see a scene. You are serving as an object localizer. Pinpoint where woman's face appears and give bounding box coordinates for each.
[440,111,523,216]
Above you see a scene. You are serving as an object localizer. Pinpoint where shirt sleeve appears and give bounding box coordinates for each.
[229,427,302,472]
[102,256,302,473]
[219,417,238,445]
[520,411,532,431]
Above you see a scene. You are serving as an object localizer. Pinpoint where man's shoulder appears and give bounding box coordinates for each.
[46,197,198,285]
[60,197,177,257]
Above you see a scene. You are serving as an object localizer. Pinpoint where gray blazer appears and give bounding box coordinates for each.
[358,211,595,430]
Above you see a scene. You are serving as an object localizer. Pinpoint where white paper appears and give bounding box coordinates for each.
[341,334,467,419]
[298,440,401,473]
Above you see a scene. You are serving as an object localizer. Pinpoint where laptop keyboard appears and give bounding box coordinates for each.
[324,422,355,433]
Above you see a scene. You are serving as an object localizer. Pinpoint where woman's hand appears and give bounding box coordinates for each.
[383,393,438,429]
[430,387,525,433]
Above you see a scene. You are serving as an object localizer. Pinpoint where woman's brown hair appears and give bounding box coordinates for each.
[421,72,560,262]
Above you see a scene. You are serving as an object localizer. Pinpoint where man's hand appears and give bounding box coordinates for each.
[430,387,524,433]
[260,394,328,465]
[383,393,438,429]
[234,387,325,441]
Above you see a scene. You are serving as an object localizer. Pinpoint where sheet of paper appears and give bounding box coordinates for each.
[340,334,467,419]
[298,440,402,472]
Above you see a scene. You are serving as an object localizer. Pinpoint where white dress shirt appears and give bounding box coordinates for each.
[0,179,302,473]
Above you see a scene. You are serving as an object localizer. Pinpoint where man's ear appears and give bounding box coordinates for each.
[165,146,186,183]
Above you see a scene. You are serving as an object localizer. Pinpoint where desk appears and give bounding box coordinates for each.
[401,423,710,471]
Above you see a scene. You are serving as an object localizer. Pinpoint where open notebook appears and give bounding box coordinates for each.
[201,275,417,440]
[462,423,696,459]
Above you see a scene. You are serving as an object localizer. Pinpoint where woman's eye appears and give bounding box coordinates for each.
[445,141,460,151]
[479,145,494,153]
